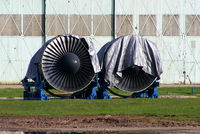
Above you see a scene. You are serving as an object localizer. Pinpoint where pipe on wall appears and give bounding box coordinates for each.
[42,0,46,44]
[112,0,115,39]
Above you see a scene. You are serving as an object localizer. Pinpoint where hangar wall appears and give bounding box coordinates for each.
[0,0,199,84]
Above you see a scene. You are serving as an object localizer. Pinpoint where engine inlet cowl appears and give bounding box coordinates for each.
[41,35,95,92]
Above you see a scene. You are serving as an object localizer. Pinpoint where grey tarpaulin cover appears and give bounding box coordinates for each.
[98,35,163,92]
[25,35,100,81]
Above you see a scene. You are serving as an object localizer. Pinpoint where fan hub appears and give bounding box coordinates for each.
[57,53,80,74]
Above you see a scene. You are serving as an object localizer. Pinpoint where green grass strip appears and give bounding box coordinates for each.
[0,98,200,118]
[158,87,200,96]
[1,87,199,97]
[0,88,23,97]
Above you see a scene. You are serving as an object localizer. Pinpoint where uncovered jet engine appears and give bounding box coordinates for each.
[22,35,103,100]
[97,35,163,98]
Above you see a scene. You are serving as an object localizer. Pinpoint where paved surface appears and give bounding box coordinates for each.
[0,85,22,88]
[160,84,200,87]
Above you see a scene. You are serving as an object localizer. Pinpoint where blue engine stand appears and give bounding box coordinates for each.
[22,78,49,100]
[85,76,111,99]
[70,76,111,99]
[22,79,111,100]
[22,64,158,100]
[22,65,111,100]
[132,81,159,98]
[22,63,49,100]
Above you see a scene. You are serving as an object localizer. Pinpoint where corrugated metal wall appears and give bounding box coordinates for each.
[0,0,199,84]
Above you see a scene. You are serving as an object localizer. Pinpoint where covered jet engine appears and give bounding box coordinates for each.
[22,35,101,100]
[98,35,163,97]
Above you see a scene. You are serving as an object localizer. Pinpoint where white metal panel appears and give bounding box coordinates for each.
[162,60,184,84]
[45,0,69,15]
[143,36,200,84]
[135,0,161,15]
[0,36,43,83]
[116,0,200,15]
[160,0,182,14]
[184,0,200,15]
[115,0,185,15]
[160,37,184,83]
[184,37,200,84]
[0,0,43,15]
[0,0,21,14]
[90,0,112,15]
[46,0,112,15]
[90,36,113,52]
[115,0,135,15]
[23,0,43,14]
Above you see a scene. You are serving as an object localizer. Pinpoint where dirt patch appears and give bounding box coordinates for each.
[0,115,200,132]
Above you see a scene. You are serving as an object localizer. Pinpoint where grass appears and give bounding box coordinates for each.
[0,87,200,97]
[0,88,200,123]
[158,87,200,96]
[109,88,132,96]
[0,88,24,97]
[0,88,69,98]
[0,98,200,119]
[110,87,200,96]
